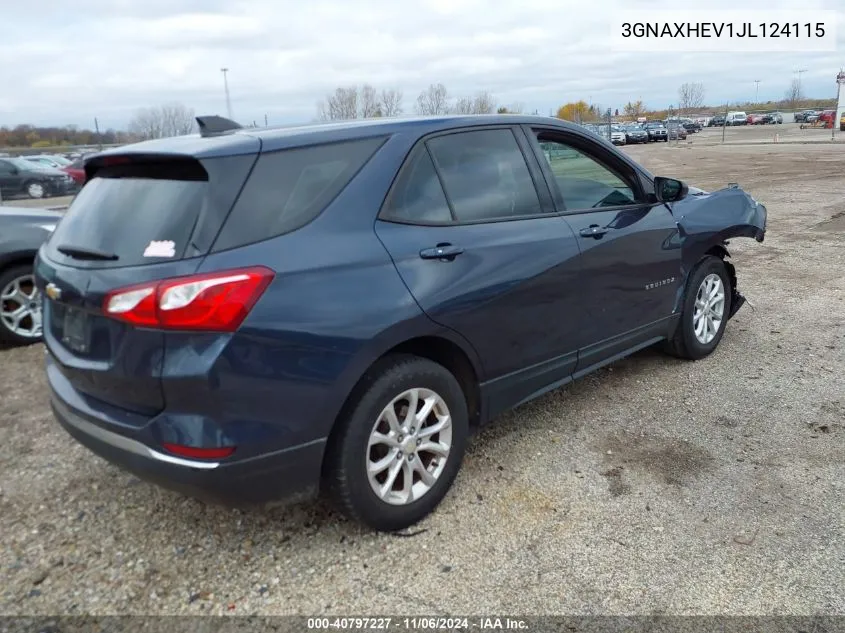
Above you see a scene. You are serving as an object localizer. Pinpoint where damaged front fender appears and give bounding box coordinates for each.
[668,185,767,318]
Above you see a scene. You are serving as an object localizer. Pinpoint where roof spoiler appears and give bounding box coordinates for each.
[196,115,243,138]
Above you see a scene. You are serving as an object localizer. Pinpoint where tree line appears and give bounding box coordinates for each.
[0,102,197,149]
[556,79,837,125]
[316,83,525,120]
[3,76,836,149]
[0,124,125,149]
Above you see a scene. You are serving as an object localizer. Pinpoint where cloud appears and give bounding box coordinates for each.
[2,0,844,128]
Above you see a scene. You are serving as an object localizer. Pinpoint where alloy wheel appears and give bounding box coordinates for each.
[366,387,453,506]
[692,273,725,345]
[1,274,43,339]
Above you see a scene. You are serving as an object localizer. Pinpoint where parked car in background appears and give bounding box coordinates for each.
[708,115,726,127]
[840,113,845,132]
[667,122,688,140]
[644,121,668,141]
[35,114,767,531]
[747,114,765,125]
[727,112,748,126]
[0,206,62,344]
[610,126,626,145]
[622,124,649,144]
[24,155,84,189]
[793,110,815,123]
[682,121,701,133]
[0,157,75,199]
[767,112,783,124]
[24,155,73,170]
[818,110,836,126]
[63,159,86,186]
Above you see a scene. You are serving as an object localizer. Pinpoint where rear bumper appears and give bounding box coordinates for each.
[50,389,326,508]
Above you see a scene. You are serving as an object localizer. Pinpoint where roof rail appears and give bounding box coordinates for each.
[196,115,243,137]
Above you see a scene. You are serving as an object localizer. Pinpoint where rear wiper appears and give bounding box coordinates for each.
[57,244,119,261]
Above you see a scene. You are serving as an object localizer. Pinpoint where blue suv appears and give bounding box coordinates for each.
[35,115,766,531]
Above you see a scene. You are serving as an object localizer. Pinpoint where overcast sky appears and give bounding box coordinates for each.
[2,0,844,130]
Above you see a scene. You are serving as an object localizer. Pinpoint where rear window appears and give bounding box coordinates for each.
[46,159,209,268]
[211,136,385,252]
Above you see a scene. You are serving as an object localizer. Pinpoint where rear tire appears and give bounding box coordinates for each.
[663,256,732,360]
[324,355,469,532]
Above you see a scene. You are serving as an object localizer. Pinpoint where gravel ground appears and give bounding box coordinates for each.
[1,142,843,616]
[0,195,74,209]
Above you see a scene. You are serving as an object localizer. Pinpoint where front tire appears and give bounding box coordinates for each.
[324,355,469,532]
[663,256,731,360]
[0,265,43,345]
[25,180,46,199]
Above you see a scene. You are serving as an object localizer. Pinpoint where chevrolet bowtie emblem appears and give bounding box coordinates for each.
[45,283,62,301]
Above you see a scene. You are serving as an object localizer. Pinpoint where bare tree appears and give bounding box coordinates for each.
[471,91,496,114]
[416,83,449,115]
[678,82,705,111]
[317,85,406,120]
[360,84,380,118]
[784,78,802,109]
[380,89,403,117]
[317,86,359,121]
[452,96,474,114]
[452,91,496,115]
[128,102,195,140]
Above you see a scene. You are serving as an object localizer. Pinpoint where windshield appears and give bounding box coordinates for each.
[10,157,47,170]
[48,156,72,166]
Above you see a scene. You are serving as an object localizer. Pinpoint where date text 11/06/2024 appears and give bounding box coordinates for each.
[621,22,826,38]
[307,617,529,630]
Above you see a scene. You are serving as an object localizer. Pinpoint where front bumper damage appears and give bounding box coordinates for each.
[670,185,767,319]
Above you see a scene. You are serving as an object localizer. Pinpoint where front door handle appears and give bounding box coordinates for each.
[419,243,464,260]
[579,225,609,239]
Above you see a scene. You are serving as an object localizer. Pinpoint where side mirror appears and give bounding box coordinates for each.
[654,176,688,203]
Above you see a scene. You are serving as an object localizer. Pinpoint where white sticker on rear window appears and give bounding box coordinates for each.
[143,240,176,258]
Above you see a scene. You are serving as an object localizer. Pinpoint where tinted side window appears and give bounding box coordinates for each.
[537,138,637,209]
[212,137,385,252]
[381,146,452,224]
[427,129,542,222]
[0,160,14,174]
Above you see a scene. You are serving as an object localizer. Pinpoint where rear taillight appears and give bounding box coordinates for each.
[104,267,274,332]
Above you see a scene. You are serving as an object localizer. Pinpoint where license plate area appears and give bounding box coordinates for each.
[62,308,90,353]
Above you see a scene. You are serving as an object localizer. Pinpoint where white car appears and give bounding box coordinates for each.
[610,127,627,145]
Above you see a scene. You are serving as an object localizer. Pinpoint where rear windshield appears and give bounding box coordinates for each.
[46,159,209,268]
[210,136,386,253]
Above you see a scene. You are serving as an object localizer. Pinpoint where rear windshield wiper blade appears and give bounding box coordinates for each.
[56,244,119,261]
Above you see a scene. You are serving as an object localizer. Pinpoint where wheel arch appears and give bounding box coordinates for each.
[670,244,736,337]
[0,251,37,276]
[323,331,484,474]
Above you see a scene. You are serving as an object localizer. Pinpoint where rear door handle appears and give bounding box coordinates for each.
[419,243,464,260]
[579,225,608,239]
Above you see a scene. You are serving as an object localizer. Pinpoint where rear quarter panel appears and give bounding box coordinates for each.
[159,133,483,456]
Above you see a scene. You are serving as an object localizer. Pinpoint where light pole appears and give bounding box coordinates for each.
[754,80,760,104]
[221,68,233,119]
[834,79,840,140]
[796,69,807,107]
